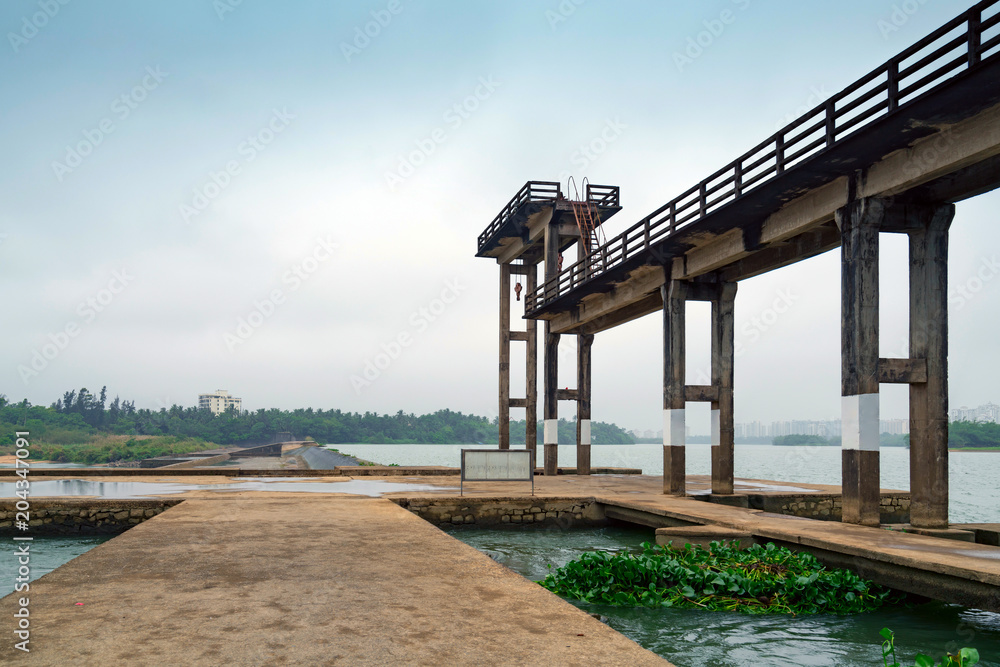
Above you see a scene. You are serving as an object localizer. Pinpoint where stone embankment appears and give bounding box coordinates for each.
[0,499,181,535]
[394,496,605,527]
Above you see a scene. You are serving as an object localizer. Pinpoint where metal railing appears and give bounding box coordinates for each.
[477,182,622,252]
[526,0,1000,313]
[477,181,560,251]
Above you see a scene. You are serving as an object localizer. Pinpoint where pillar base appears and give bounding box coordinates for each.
[543,444,558,476]
[842,449,880,526]
[711,445,734,495]
[663,445,685,495]
[910,502,950,530]
[577,444,591,475]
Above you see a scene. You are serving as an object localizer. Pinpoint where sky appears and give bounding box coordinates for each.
[1,0,997,434]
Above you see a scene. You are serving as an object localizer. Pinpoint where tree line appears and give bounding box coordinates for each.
[0,387,636,448]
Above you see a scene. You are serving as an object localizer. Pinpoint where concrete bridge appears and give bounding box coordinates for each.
[477,1,1000,530]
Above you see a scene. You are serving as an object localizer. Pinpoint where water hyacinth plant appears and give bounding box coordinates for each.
[538,540,898,614]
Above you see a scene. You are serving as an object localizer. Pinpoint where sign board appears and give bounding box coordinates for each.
[460,449,533,495]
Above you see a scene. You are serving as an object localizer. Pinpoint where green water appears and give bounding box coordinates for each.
[0,536,111,598]
[443,525,1000,667]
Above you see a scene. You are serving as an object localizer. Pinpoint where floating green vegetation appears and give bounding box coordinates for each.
[881,627,979,667]
[538,541,899,615]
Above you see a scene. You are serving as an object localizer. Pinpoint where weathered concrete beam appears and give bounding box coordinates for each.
[878,357,928,384]
[547,264,665,335]
[684,385,719,403]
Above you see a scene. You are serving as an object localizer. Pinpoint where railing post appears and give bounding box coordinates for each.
[968,8,982,67]
[644,218,651,249]
[699,183,707,218]
[887,59,899,112]
[825,99,836,147]
[669,202,677,233]
[734,161,743,198]
[776,132,785,174]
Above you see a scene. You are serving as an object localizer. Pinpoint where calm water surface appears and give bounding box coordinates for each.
[333,443,1000,523]
[0,536,110,598]
[445,525,1000,667]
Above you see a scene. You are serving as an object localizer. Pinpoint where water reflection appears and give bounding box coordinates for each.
[0,478,454,498]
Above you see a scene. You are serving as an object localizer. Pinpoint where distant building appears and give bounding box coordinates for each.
[199,390,242,415]
[951,402,999,423]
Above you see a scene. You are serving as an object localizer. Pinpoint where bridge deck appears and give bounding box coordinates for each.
[522,5,1000,333]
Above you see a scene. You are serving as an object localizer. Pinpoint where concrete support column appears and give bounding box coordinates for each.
[525,263,538,467]
[544,324,559,476]
[543,221,560,476]
[909,204,954,528]
[711,282,737,495]
[499,262,511,450]
[838,198,882,526]
[662,277,687,495]
[576,333,594,475]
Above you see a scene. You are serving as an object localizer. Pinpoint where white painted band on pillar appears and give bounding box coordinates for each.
[663,409,685,447]
[544,419,558,445]
[580,419,591,445]
[711,409,721,447]
[842,393,879,451]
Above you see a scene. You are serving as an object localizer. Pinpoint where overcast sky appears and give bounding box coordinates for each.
[2,0,997,434]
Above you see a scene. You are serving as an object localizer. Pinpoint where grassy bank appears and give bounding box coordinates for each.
[1,435,216,465]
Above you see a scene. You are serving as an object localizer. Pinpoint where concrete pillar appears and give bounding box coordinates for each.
[909,204,954,528]
[543,221,560,475]
[838,198,882,526]
[576,333,594,475]
[499,262,511,450]
[544,325,559,476]
[711,282,737,495]
[525,263,538,467]
[662,277,686,495]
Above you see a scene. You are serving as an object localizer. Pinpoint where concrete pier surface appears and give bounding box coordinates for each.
[3,472,999,664]
[0,494,667,666]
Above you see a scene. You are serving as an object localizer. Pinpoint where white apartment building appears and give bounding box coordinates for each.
[199,390,242,415]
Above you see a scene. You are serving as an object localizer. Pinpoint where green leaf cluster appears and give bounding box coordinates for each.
[880,627,979,667]
[538,540,897,615]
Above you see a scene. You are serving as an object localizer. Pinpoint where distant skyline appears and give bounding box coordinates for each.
[3,1,998,434]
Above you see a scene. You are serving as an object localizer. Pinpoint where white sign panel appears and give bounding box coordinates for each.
[461,449,532,482]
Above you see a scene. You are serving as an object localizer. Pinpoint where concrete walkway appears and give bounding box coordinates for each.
[0,495,667,666]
